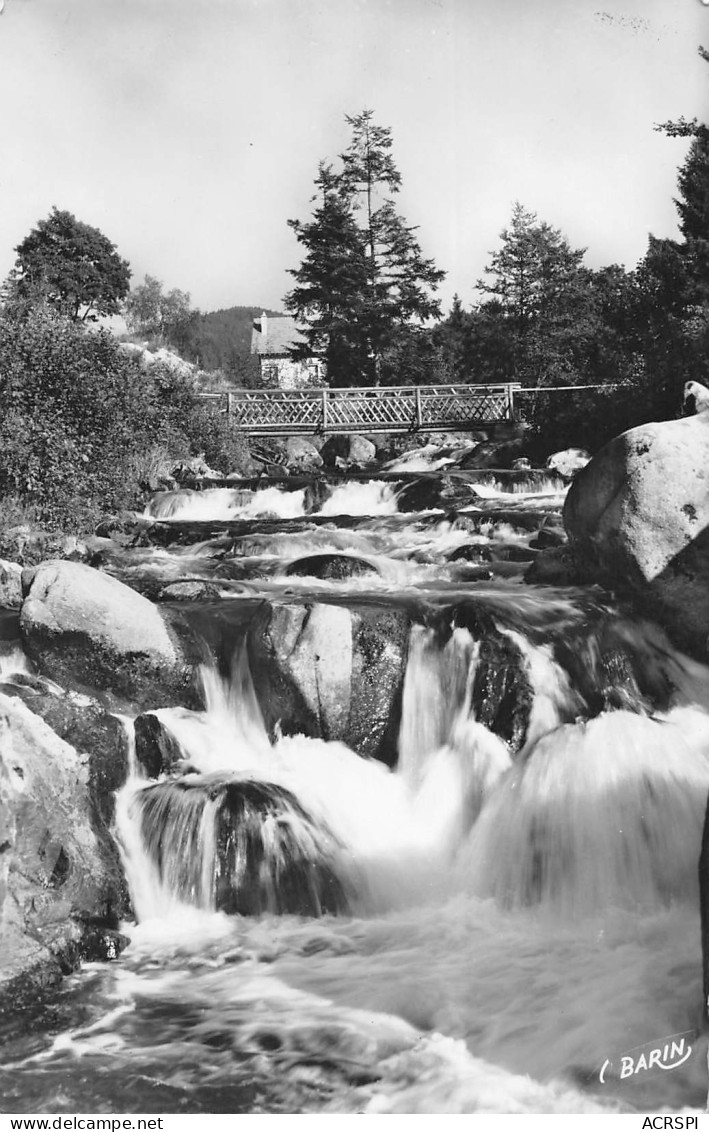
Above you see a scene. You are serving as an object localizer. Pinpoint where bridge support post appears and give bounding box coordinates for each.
[321,388,328,432]
[506,384,515,421]
[415,386,422,429]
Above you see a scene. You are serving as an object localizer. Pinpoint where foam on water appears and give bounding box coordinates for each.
[7,455,709,1114]
[0,642,31,678]
[383,444,463,473]
[2,916,628,1114]
[317,480,399,516]
[461,709,709,913]
[145,486,307,521]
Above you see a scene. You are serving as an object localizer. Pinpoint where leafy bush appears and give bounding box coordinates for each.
[0,309,251,531]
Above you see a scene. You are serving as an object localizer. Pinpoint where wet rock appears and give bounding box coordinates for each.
[285,437,323,472]
[212,559,253,582]
[0,693,127,1005]
[524,546,580,586]
[563,414,709,656]
[284,554,379,581]
[247,601,410,765]
[20,560,201,710]
[552,614,675,717]
[94,512,139,539]
[396,476,455,512]
[486,561,531,580]
[546,448,590,479]
[0,683,129,830]
[434,603,533,754]
[157,580,224,602]
[460,438,526,470]
[135,776,348,917]
[452,565,495,582]
[447,544,492,564]
[79,927,131,963]
[302,480,331,514]
[529,527,566,550]
[0,560,22,609]
[134,712,185,778]
[488,543,537,563]
[320,434,377,467]
[684,380,709,415]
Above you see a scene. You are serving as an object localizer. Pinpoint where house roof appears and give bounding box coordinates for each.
[250,313,309,357]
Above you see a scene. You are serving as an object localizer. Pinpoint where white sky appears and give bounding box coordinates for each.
[0,0,706,314]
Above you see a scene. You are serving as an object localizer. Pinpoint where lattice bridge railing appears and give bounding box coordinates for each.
[200,383,521,436]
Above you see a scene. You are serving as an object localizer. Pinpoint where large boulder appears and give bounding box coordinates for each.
[0,693,128,1007]
[133,776,348,917]
[320,434,377,467]
[247,601,410,766]
[134,711,186,778]
[284,554,379,581]
[459,437,526,470]
[563,414,709,655]
[285,437,323,472]
[20,560,201,709]
[0,560,22,608]
[546,448,590,479]
[396,475,458,513]
[0,679,129,830]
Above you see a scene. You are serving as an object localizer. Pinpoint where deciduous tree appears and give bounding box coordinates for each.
[125,274,197,352]
[4,208,130,322]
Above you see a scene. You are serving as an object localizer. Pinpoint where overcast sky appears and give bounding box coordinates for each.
[0,0,706,315]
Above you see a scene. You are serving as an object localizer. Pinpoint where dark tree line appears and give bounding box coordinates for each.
[286,69,708,448]
[429,54,709,450]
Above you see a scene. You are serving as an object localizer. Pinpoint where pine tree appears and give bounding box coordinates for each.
[285,164,370,385]
[285,112,444,386]
[475,203,593,386]
[636,45,709,414]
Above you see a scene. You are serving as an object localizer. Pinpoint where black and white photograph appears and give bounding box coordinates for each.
[0,0,708,1119]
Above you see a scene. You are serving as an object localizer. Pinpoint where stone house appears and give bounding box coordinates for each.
[250,312,326,389]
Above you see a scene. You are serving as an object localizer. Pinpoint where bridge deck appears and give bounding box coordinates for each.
[201,383,521,435]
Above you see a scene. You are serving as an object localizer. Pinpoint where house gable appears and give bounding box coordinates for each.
[250,312,325,390]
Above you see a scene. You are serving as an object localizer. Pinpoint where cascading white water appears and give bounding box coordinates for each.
[0,643,30,678]
[460,709,709,913]
[317,480,399,516]
[107,609,709,1113]
[117,603,709,928]
[9,454,709,1115]
[145,486,307,521]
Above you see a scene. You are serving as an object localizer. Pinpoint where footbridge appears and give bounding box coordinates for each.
[201,383,522,436]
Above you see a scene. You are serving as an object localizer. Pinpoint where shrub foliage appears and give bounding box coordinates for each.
[0,309,249,530]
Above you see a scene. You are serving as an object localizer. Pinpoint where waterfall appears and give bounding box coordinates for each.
[145,486,307,521]
[131,775,348,917]
[317,481,399,516]
[114,597,709,930]
[9,462,709,1115]
[460,710,709,913]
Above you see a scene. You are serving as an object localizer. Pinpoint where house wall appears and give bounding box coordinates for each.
[260,357,326,390]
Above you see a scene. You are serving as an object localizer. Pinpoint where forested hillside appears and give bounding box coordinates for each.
[181,305,283,379]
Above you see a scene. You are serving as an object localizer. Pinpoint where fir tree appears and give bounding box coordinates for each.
[286,112,444,386]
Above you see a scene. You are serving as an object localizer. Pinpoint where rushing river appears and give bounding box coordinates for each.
[1,463,708,1114]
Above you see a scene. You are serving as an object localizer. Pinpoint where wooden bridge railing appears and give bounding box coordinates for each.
[199,383,522,436]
